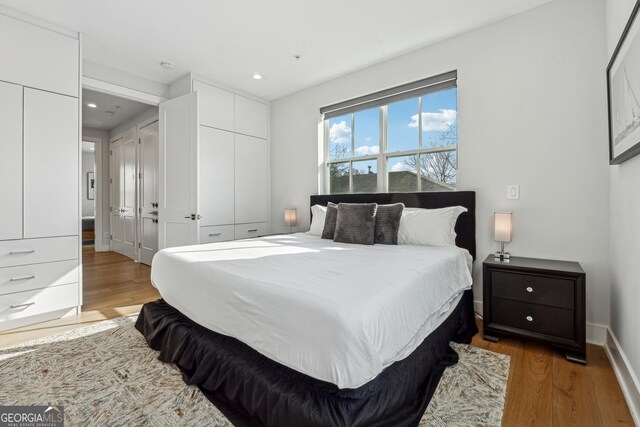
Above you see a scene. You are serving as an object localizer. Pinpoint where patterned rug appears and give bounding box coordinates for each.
[0,317,509,426]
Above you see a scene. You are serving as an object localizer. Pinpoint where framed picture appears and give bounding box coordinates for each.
[87,172,95,200]
[608,0,640,164]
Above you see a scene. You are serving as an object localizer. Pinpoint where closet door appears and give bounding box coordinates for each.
[200,126,234,227]
[110,141,125,254]
[139,120,159,265]
[159,92,199,249]
[235,95,268,139]
[234,134,268,224]
[0,82,23,241]
[23,88,78,238]
[110,136,136,259]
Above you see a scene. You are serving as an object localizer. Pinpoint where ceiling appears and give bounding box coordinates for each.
[82,89,151,130]
[1,0,552,100]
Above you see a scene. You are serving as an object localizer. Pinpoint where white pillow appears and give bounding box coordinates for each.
[398,206,467,247]
[307,204,327,236]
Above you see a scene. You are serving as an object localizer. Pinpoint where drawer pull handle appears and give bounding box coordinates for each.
[209,233,222,237]
[10,302,35,309]
[526,315,533,322]
[247,229,258,232]
[9,275,35,282]
[9,250,35,255]
[526,286,533,293]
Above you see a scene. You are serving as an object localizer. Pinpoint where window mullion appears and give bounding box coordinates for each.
[417,96,422,191]
[350,114,355,193]
[380,106,388,192]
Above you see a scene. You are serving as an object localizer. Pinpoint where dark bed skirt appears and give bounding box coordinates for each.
[135,290,478,427]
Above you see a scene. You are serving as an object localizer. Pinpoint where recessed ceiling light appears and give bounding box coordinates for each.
[87,103,97,108]
[252,73,262,80]
[161,61,176,71]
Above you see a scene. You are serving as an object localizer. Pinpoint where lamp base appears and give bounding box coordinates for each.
[494,251,511,261]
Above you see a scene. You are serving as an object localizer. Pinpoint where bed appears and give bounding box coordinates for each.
[136,191,478,427]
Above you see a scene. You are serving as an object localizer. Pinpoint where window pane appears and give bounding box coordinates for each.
[419,150,457,190]
[329,162,350,194]
[328,115,352,160]
[354,108,380,157]
[388,155,418,192]
[422,88,458,149]
[352,159,377,193]
[388,98,419,153]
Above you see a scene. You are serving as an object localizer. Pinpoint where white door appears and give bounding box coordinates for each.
[200,126,234,226]
[138,119,159,265]
[23,88,78,238]
[110,136,136,259]
[0,82,23,241]
[159,92,199,249]
[234,134,268,224]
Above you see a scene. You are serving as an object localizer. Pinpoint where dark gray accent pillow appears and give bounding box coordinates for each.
[333,203,377,245]
[321,203,338,239]
[375,203,405,245]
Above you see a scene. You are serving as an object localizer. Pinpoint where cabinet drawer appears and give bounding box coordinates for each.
[491,298,574,340]
[234,222,269,240]
[0,236,78,268]
[200,225,234,244]
[0,282,79,323]
[0,260,79,296]
[491,270,574,309]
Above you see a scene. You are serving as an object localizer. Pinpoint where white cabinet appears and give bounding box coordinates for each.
[194,80,234,132]
[200,127,235,226]
[160,80,269,248]
[23,88,79,239]
[0,14,79,97]
[0,82,23,241]
[234,134,268,224]
[0,12,80,332]
[235,95,268,139]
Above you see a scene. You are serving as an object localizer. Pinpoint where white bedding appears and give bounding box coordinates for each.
[151,233,473,389]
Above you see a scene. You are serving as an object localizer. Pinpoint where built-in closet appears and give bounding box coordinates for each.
[109,116,159,265]
[0,12,81,331]
[158,78,270,249]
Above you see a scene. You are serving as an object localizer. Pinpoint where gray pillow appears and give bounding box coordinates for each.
[375,203,405,245]
[333,203,377,245]
[321,203,338,239]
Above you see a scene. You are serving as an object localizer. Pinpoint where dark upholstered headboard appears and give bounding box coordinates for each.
[310,191,476,260]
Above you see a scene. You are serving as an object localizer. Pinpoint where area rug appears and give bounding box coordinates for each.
[0,317,509,426]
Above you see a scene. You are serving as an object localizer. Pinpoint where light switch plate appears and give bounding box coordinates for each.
[507,184,520,200]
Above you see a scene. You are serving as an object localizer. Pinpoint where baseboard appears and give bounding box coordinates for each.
[605,329,640,426]
[473,300,607,345]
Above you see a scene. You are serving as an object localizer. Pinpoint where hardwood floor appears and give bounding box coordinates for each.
[0,250,634,426]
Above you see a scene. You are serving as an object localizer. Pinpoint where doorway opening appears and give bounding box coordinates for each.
[81,88,159,265]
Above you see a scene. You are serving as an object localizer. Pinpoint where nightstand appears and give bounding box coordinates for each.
[482,255,586,364]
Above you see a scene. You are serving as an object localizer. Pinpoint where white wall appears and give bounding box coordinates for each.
[82,127,110,249]
[109,105,158,140]
[81,150,95,217]
[83,61,169,100]
[270,0,610,328]
[605,0,640,417]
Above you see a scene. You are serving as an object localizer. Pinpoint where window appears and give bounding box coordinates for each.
[322,71,457,194]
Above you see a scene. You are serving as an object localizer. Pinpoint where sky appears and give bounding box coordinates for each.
[328,88,457,162]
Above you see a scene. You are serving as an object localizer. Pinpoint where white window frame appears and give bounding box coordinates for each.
[322,74,458,194]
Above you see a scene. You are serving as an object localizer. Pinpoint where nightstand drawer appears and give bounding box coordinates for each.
[491,298,574,340]
[491,270,574,309]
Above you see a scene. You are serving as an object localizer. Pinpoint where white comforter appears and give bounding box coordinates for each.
[151,233,473,389]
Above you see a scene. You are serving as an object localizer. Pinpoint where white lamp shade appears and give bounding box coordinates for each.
[494,212,512,243]
[284,208,297,226]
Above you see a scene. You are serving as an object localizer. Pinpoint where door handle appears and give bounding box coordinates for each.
[184,214,202,220]
[209,233,222,237]
[247,229,258,232]
[150,211,158,216]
